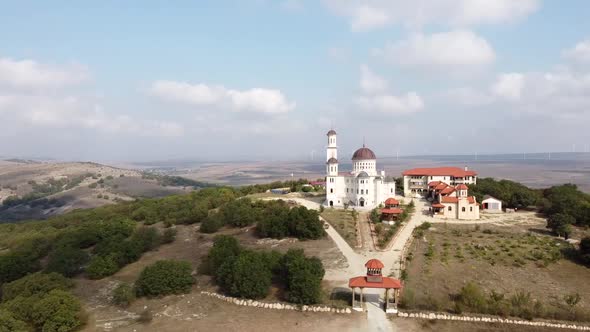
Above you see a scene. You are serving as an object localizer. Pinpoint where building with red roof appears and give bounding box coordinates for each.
[428,179,480,220]
[402,166,477,197]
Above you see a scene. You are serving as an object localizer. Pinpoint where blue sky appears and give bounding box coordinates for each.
[1,0,590,161]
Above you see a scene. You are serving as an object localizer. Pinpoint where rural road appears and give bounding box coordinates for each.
[265,196,429,332]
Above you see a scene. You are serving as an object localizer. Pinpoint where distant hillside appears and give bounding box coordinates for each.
[0,161,211,222]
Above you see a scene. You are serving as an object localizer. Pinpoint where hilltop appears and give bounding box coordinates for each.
[0,160,196,222]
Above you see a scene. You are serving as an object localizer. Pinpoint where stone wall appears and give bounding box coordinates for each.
[398,311,590,330]
[200,291,351,314]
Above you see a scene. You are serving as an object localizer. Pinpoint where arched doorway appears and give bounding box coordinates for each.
[359,197,365,207]
[329,200,334,207]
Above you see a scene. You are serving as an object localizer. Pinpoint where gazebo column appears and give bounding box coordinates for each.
[384,288,389,311]
[360,288,364,308]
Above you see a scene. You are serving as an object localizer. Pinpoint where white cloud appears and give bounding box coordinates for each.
[562,40,590,64]
[360,64,388,94]
[150,80,295,114]
[372,30,495,69]
[323,0,539,31]
[356,65,424,114]
[0,94,184,137]
[0,56,88,89]
[443,68,590,119]
[492,73,525,100]
[357,93,424,114]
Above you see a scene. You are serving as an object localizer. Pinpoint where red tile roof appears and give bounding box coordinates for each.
[384,198,399,205]
[467,196,476,204]
[349,276,402,289]
[432,203,445,208]
[365,259,385,269]
[435,182,449,191]
[381,208,403,214]
[403,167,477,177]
[440,186,455,195]
[428,181,441,187]
[441,197,459,203]
[456,183,469,190]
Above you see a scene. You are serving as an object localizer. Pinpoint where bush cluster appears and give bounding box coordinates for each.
[135,260,194,297]
[0,273,84,332]
[204,236,324,304]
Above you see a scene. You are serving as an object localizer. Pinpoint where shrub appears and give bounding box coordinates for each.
[30,290,84,332]
[205,235,242,277]
[45,247,89,277]
[0,309,30,332]
[1,272,73,302]
[130,227,161,252]
[0,253,40,286]
[280,249,325,304]
[86,255,119,279]
[226,251,272,299]
[161,228,177,244]
[200,212,224,233]
[112,283,135,307]
[135,260,194,297]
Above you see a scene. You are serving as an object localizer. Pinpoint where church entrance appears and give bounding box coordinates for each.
[359,198,365,207]
[329,200,333,207]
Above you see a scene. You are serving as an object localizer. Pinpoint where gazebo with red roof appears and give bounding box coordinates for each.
[348,259,402,313]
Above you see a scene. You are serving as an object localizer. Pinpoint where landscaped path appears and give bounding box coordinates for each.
[265,197,430,332]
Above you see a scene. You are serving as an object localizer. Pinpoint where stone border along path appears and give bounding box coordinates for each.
[397,311,590,331]
[200,291,352,314]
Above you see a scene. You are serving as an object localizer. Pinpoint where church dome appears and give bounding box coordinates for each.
[352,146,376,160]
[326,157,338,164]
[357,171,369,178]
[327,129,337,136]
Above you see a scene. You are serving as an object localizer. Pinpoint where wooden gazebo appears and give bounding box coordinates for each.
[348,259,402,313]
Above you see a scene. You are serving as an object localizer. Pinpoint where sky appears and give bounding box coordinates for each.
[1,0,590,162]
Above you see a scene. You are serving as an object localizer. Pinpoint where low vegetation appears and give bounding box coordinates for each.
[201,235,325,304]
[135,260,194,297]
[320,208,358,247]
[401,224,590,323]
[0,273,84,332]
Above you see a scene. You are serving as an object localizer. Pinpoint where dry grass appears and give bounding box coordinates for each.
[73,223,350,331]
[402,223,590,322]
[321,208,358,248]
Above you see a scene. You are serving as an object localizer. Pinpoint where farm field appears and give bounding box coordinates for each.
[402,222,590,323]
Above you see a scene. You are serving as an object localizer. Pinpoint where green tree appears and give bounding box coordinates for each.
[280,249,325,304]
[0,309,30,332]
[206,235,242,277]
[86,255,119,279]
[1,272,72,302]
[30,290,83,332]
[135,260,194,297]
[45,247,89,277]
[227,251,272,299]
[547,213,575,237]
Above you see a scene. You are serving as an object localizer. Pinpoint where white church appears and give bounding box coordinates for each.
[324,129,396,209]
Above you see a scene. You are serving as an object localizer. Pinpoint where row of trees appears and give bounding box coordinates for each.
[203,235,325,304]
[468,178,542,209]
[200,198,325,240]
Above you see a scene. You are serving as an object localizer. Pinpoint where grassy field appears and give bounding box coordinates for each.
[321,208,358,248]
[402,223,590,323]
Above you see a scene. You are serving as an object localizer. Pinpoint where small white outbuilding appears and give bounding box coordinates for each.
[482,195,502,212]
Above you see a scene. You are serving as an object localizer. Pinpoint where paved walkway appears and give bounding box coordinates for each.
[266,197,430,332]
